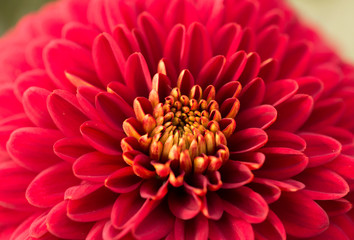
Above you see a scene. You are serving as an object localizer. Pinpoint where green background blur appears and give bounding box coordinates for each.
[0,0,53,34]
[0,0,353,61]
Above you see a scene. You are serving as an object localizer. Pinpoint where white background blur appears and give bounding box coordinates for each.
[288,0,354,62]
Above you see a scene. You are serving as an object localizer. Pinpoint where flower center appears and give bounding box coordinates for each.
[121,79,238,187]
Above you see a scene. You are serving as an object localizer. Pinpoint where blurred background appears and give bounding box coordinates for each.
[0,0,353,61]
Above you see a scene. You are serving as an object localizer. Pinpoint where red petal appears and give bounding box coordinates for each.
[219,160,253,189]
[124,52,152,97]
[0,113,33,151]
[228,128,268,154]
[140,178,169,200]
[7,127,63,171]
[266,130,306,151]
[67,186,117,222]
[164,24,185,74]
[44,39,100,90]
[256,26,288,60]
[248,178,281,204]
[9,214,38,240]
[229,152,265,170]
[86,220,106,240]
[181,22,212,77]
[296,76,324,101]
[14,69,55,99]
[258,58,279,84]
[197,55,225,89]
[213,23,242,58]
[133,202,174,240]
[253,210,286,240]
[279,41,311,78]
[138,12,165,66]
[220,187,268,223]
[271,94,314,132]
[311,63,342,95]
[0,85,23,118]
[201,192,223,220]
[239,77,265,109]
[326,154,354,180]
[0,162,36,210]
[112,25,139,60]
[73,151,125,183]
[263,79,298,106]
[209,213,254,240]
[96,92,134,131]
[238,53,261,86]
[215,81,242,103]
[318,199,352,217]
[105,167,142,193]
[0,206,32,226]
[92,33,124,86]
[215,51,247,88]
[81,121,125,155]
[236,105,277,130]
[63,22,99,49]
[226,0,259,27]
[111,189,149,229]
[300,133,341,167]
[54,137,94,164]
[26,162,79,208]
[22,87,55,128]
[164,0,199,35]
[309,223,350,240]
[306,98,345,130]
[177,69,195,96]
[295,168,349,200]
[174,214,208,240]
[255,147,308,180]
[271,192,329,238]
[168,188,201,220]
[47,90,88,137]
[47,201,94,239]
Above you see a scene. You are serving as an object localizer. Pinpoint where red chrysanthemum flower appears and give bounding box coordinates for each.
[1,0,354,239]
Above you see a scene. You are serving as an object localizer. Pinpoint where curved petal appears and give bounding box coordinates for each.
[168,188,201,220]
[219,160,253,189]
[253,210,286,240]
[255,147,308,180]
[228,128,268,154]
[67,186,117,222]
[7,127,63,171]
[174,214,208,240]
[54,137,94,164]
[22,87,55,128]
[271,94,314,132]
[266,130,306,151]
[111,189,147,229]
[0,162,36,210]
[81,121,125,155]
[73,151,125,182]
[295,168,349,200]
[26,162,80,208]
[133,201,174,240]
[271,192,329,238]
[236,105,277,130]
[209,213,254,240]
[105,167,142,193]
[300,133,342,167]
[47,201,94,239]
[219,187,268,223]
[47,90,88,137]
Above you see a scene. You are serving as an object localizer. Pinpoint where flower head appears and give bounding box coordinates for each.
[1,0,354,239]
